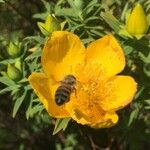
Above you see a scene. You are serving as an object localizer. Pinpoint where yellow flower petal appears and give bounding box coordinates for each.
[91,112,119,128]
[84,34,125,81]
[72,109,119,128]
[66,89,118,127]
[98,75,137,111]
[64,82,105,125]
[28,72,70,118]
[42,31,85,82]
[64,82,117,126]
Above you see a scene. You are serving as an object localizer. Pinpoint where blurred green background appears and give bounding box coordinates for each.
[0,0,150,149]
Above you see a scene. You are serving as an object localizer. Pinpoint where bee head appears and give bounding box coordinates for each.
[63,74,76,85]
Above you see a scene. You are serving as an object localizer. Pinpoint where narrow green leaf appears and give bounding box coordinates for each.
[83,0,98,15]
[144,99,150,105]
[134,87,144,99]
[12,90,27,117]
[53,118,71,135]
[55,8,77,17]
[0,76,16,86]
[67,0,78,11]
[26,94,33,119]
[144,99,150,109]
[24,35,45,44]
[25,48,41,60]
[121,3,129,21]
[101,11,121,33]
[82,38,94,45]
[139,52,150,63]
[124,45,133,55]
[28,104,44,118]
[84,16,100,23]
[90,30,104,37]
[0,85,20,94]
[128,108,139,126]
[33,12,48,20]
[0,0,4,3]
[145,106,150,109]
[0,59,16,65]
[41,0,51,12]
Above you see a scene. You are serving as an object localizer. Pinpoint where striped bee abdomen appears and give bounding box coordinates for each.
[55,85,72,105]
[55,75,76,106]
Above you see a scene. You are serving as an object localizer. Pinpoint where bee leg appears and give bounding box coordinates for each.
[73,87,77,98]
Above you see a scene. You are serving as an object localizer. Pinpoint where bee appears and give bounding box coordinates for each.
[55,74,76,106]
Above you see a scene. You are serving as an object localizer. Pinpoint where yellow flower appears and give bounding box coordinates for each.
[126,3,149,39]
[28,31,137,128]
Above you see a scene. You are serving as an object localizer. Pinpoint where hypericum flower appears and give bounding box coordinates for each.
[28,31,137,128]
[126,3,149,39]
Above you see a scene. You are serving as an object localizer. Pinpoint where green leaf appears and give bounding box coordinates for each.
[101,11,121,33]
[82,38,94,45]
[0,85,20,94]
[134,87,144,99]
[139,52,150,63]
[128,108,139,126]
[24,35,45,44]
[144,99,150,105]
[28,104,44,118]
[53,118,71,135]
[67,0,79,11]
[12,90,27,117]
[41,0,51,12]
[55,8,77,17]
[25,48,41,60]
[26,94,33,119]
[144,106,150,110]
[0,0,4,3]
[90,30,104,37]
[84,16,100,23]
[83,0,98,15]
[74,0,84,10]
[33,12,48,20]
[120,2,129,21]
[143,64,150,77]
[0,59,17,65]
[123,45,133,55]
[0,76,16,86]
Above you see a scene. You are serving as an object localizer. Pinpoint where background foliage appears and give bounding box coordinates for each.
[0,0,150,149]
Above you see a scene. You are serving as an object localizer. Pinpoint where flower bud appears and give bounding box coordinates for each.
[7,41,21,58]
[7,64,22,81]
[14,58,22,71]
[126,3,149,39]
[37,14,61,36]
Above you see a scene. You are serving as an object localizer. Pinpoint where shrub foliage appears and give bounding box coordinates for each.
[0,0,150,149]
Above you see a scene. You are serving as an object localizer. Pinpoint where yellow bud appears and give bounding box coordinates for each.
[45,14,53,30]
[7,64,22,81]
[126,3,149,39]
[37,14,61,36]
[37,22,48,36]
[45,14,61,34]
